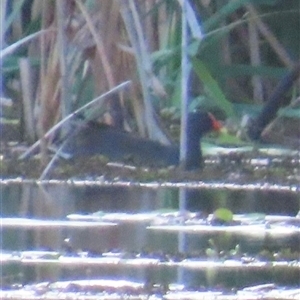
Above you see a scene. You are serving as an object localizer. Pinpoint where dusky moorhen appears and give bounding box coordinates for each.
[63,111,221,170]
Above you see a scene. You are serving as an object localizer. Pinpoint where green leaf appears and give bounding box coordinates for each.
[213,208,233,223]
[203,0,251,32]
[216,131,247,146]
[191,58,235,117]
[278,108,300,119]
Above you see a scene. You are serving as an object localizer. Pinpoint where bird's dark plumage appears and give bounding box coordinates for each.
[63,111,221,170]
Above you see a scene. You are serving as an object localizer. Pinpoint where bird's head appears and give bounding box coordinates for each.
[187,111,222,137]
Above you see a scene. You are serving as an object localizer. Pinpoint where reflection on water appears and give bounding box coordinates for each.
[0,181,299,298]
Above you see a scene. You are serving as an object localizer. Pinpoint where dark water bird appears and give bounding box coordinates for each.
[62,111,221,170]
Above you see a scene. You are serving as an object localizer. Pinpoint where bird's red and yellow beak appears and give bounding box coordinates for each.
[208,113,222,131]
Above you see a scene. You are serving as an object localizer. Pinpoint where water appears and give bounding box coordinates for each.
[0,180,299,299]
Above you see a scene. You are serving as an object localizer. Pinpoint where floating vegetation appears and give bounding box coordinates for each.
[67,209,300,228]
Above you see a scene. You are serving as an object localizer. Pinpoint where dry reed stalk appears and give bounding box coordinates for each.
[36,0,58,165]
[38,80,131,179]
[0,29,52,60]
[10,0,24,39]
[0,0,7,49]
[19,58,35,142]
[120,0,169,143]
[74,0,131,127]
[245,4,294,68]
[38,43,61,133]
[75,0,115,89]
[220,18,238,99]
[20,80,131,161]
[56,0,72,120]
[248,16,264,103]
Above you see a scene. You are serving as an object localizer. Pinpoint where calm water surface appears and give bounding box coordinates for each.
[0,180,299,299]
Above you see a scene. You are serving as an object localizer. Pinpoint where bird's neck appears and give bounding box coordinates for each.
[185,135,201,170]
